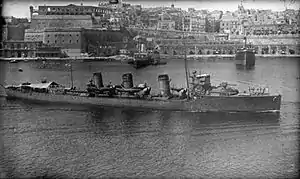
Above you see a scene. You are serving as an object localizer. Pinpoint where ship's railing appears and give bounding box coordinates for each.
[248,87,269,96]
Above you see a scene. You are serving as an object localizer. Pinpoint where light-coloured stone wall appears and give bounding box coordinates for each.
[30,15,93,29]
[61,48,81,57]
[24,29,44,41]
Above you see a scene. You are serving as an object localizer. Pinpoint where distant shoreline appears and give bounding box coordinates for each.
[1,54,299,62]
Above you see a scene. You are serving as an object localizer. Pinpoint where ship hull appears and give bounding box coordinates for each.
[5,89,281,112]
[235,50,255,67]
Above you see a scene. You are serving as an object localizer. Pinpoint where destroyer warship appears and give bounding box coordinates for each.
[4,69,281,112]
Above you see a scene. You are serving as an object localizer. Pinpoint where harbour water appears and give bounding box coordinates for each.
[0,58,299,178]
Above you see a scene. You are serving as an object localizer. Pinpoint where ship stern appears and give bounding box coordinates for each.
[272,94,281,111]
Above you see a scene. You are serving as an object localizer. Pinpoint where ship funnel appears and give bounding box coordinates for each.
[93,72,104,89]
[158,74,171,97]
[122,73,133,89]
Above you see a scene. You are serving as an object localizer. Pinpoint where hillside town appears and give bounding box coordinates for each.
[1,0,300,58]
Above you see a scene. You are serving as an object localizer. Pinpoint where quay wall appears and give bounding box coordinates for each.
[158,38,299,55]
[1,54,300,62]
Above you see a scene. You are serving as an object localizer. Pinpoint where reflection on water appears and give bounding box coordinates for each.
[235,64,255,71]
[1,58,299,178]
[1,99,299,178]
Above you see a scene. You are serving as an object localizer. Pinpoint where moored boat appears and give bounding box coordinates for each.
[235,36,256,68]
[235,48,256,67]
[128,48,166,69]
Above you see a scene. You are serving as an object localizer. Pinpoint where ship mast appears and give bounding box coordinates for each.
[69,58,74,89]
[182,13,190,99]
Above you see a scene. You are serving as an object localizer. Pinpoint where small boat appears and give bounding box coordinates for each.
[128,50,166,69]
[9,59,18,63]
[235,36,255,68]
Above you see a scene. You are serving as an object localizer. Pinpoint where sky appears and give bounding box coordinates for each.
[2,0,300,18]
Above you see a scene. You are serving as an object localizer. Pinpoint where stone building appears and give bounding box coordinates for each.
[83,28,133,56]
[158,39,244,55]
[30,15,93,29]
[30,4,112,17]
[35,46,63,57]
[220,13,239,35]
[23,27,133,57]
[24,29,44,41]
[157,13,175,30]
[0,40,43,58]
[42,28,83,57]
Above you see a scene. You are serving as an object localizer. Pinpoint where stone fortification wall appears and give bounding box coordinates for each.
[30,15,93,29]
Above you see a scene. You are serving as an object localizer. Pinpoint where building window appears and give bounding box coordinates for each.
[76,40,79,43]
[69,40,72,43]
[47,40,50,43]
[55,40,57,43]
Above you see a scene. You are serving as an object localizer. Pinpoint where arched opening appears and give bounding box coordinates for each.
[189,51,194,55]
[17,51,22,57]
[198,50,202,54]
[262,47,269,54]
[289,49,295,54]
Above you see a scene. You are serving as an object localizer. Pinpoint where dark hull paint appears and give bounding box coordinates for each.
[235,50,256,67]
[132,60,152,69]
[5,89,281,112]
[129,60,167,69]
